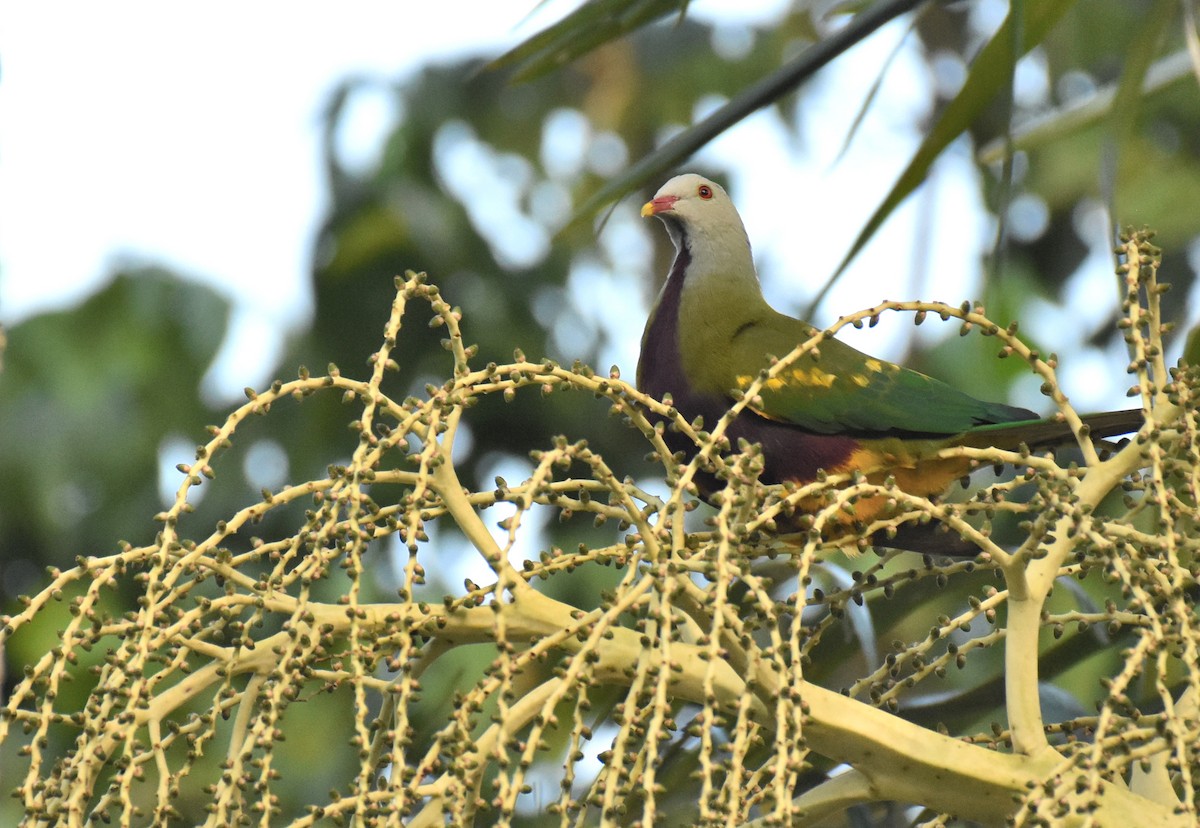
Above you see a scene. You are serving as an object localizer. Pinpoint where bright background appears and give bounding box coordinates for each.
[0,1,555,390]
[3,0,1139,413]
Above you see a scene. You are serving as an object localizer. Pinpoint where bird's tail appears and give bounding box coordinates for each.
[958,408,1144,450]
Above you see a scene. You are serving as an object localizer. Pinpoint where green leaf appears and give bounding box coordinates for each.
[566,0,927,230]
[1183,324,1200,366]
[975,50,1195,166]
[811,0,1077,312]
[488,0,689,83]
[1103,0,1175,220]
[831,10,924,168]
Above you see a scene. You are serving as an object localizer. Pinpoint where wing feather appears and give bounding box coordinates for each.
[728,313,1035,436]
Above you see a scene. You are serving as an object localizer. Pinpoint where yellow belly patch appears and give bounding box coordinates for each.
[816,445,971,527]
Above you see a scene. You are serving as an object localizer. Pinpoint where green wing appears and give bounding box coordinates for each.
[727,312,1035,436]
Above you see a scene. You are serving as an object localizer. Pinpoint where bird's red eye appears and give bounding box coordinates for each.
[698,185,713,200]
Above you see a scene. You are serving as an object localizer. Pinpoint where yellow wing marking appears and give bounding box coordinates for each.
[790,366,836,388]
[736,374,786,391]
[736,366,838,391]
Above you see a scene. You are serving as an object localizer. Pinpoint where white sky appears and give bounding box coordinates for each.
[0,2,557,390]
[0,2,570,316]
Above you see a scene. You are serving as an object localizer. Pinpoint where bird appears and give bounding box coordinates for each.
[636,173,1144,554]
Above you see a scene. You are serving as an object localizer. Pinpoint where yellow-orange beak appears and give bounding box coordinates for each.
[640,195,679,217]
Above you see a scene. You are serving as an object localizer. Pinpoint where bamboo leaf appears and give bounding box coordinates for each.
[567,0,927,229]
[488,0,688,83]
[1183,324,1200,366]
[812,0,1076,310]
[1102,0,1175,218]
[976,50,1195,166]
[831,10,924,168]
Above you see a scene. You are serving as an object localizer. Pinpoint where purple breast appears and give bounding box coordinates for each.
[637,246,857,488]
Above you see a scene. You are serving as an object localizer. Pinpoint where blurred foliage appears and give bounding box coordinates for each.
[3,0,1200,823]
[0,272,228,598]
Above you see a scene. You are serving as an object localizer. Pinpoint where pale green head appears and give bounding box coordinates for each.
[642,173,757,291]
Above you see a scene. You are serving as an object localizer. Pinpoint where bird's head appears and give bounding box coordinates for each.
[641,173,752,268]
[641,173,737,224]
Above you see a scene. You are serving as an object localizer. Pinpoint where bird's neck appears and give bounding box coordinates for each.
[639,220,769,401]
[676,220,769,374]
